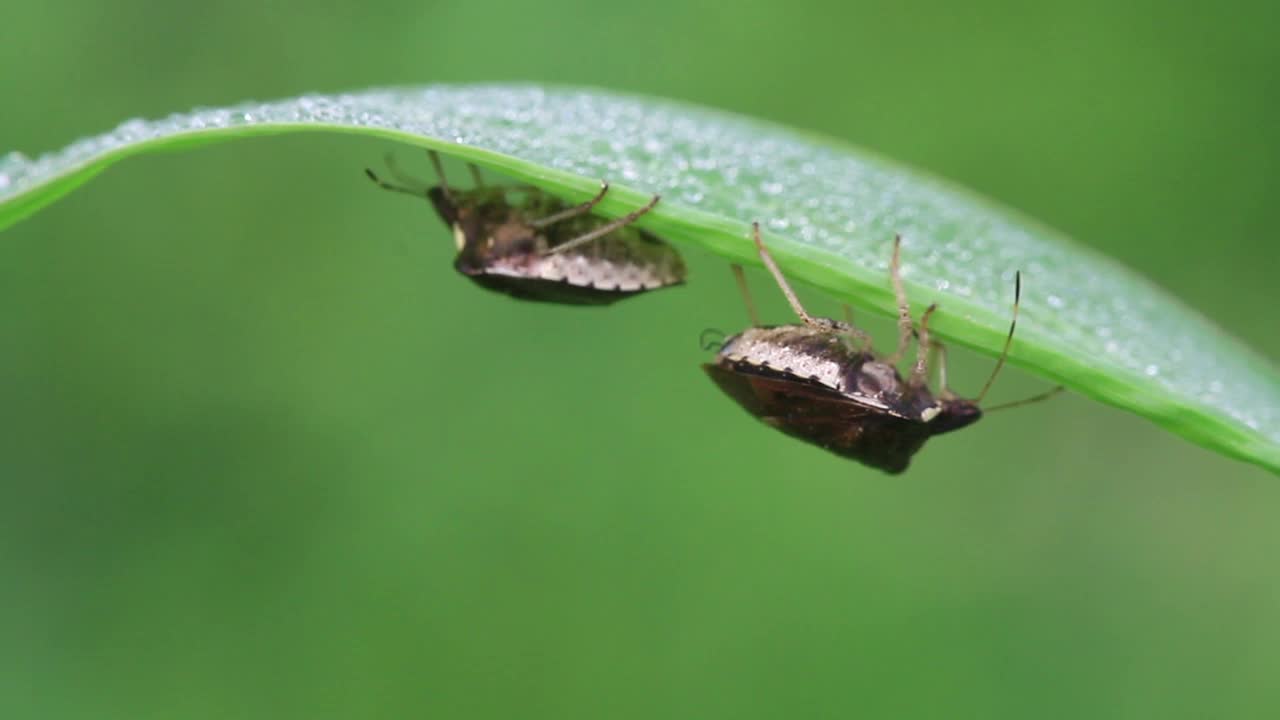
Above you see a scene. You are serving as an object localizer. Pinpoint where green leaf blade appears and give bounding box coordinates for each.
[2,85,1276,472]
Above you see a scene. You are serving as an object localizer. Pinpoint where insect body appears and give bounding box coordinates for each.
[703,223,1060,474]
[366,151,686,305]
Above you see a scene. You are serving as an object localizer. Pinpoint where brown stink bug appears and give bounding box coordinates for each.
[365,150,686,305]
[703,222,1061,474]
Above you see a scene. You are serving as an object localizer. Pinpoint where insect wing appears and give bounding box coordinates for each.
[703,363,930,474]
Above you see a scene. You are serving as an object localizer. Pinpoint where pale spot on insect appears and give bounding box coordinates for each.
[920,406,942,422]
[451,225,467,251]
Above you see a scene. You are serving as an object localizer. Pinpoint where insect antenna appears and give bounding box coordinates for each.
[700,328,727,351]
[752,222,817,326]
[731,264,761,326]
[976,271,1021,403]
[984,386,1065,412]
[427,150,455,206]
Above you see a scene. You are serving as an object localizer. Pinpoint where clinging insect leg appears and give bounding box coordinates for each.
[840,305,873,351]
[467,163,485,188]
[909,303,939,391]
[886,234,914,365]
[381,152,431,190]
[751,222,817,326]
[364,168,427,199]
[544,193,660,255]
[427,150,454,206]
[732,264,761,326]
[530,181,611,230]
[929,340,952,398]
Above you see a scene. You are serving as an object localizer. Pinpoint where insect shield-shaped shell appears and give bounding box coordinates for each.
[703,223,1059,475]
[367,151,685,305]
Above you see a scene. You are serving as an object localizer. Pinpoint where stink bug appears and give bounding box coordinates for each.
[365,151,686,305]
[703,223,1061,474]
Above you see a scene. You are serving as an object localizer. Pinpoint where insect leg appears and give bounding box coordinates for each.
[841,305,874,351]
[425,150,457,207]
[530,180,611,230]
[909,303,939,390]
[378,152,430,190]
[930,340,952,397]
[751,222,818,326]
[732,264,761,326]
[886,234,914,365]
[543,193,660,255]
[364,168,427,199]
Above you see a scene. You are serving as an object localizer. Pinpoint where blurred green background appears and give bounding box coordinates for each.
[3,1,1279,717]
